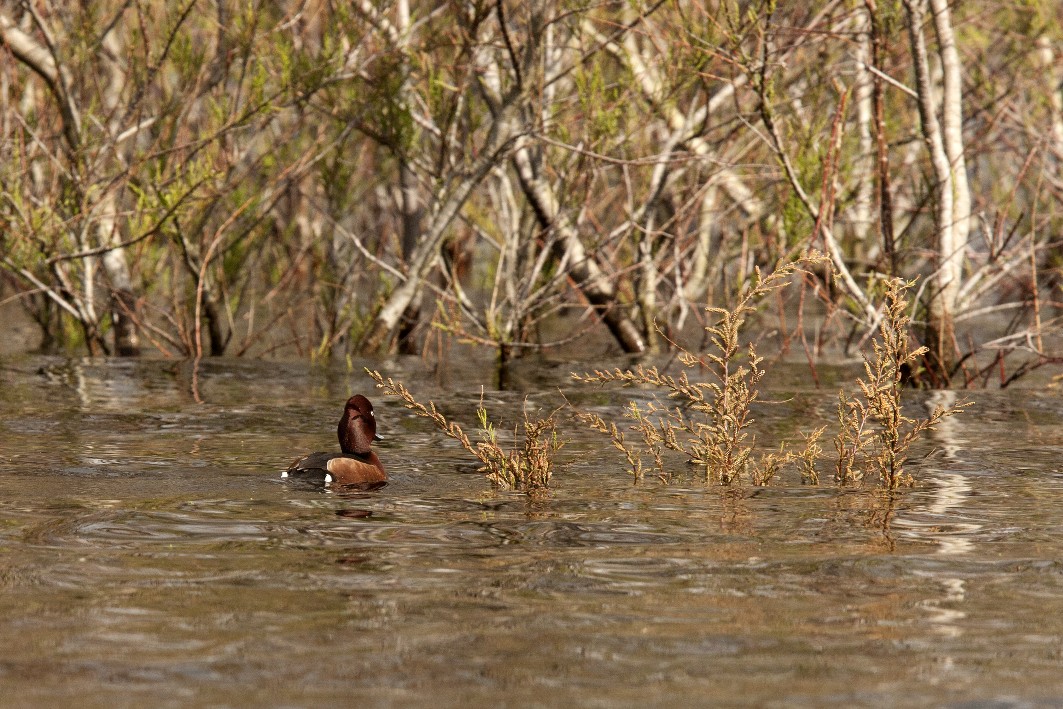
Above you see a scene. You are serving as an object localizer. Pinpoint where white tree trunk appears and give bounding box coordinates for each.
[905,0,963,378]
[851,11,876,254]
[98,31,140,355]
[929,0,971,258]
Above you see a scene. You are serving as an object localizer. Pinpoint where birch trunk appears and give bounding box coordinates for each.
[905,0,961,381]
[98,31,140,355]
[929,0,971,254]
[851,11,876,256]
[393,0,427,354]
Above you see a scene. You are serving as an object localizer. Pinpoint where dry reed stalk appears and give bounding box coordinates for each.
[572,262,966,488]
[573,256,826,485]
[366,368,562,491]
[834,278,969,488]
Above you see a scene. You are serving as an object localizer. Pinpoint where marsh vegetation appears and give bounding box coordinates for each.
[376,257,965,491]
[0,1,1056,488]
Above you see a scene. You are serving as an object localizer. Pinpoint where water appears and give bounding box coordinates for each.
[2,354,1063,707]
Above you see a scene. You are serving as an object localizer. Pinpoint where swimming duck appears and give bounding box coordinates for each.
[284,395,387,487]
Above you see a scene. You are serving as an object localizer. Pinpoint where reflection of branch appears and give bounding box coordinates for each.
[980,317,1063,352]
[956,301,1042,323]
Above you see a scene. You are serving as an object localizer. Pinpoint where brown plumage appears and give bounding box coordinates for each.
[285,395,387,488]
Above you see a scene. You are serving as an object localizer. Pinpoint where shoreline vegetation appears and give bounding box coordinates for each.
[0,2,1060,388]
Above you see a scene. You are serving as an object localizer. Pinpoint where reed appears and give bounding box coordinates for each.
[798,426,827,485]
[368,266,965,491]
[366,368,562,491]
[833,278,969,488]
[573,258,821,485]
[572,265,966,488]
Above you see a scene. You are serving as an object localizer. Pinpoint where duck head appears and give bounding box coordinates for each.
[337,394,381,456]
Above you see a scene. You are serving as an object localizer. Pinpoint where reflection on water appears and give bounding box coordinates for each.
[2,355,1063,706]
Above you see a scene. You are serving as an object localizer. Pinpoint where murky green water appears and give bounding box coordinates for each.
[2,354,1063,707]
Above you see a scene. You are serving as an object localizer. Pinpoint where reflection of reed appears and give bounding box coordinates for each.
[820,489,898,552]
[870,492,898,552]
[718,489,755,537]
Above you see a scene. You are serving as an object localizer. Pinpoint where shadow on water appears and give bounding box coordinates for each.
[2,354,1063,706]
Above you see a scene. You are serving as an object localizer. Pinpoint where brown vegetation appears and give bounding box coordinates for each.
[572,259,965,488]
[371,260,965,491]
[366,368,562,491]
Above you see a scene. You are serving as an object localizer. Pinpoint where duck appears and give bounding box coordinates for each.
[283,395,387,487]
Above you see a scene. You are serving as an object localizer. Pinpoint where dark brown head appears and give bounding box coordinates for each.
[337,394,380,456]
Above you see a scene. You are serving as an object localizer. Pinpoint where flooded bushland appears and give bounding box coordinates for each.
[4,2,1063,704]
[2,353,1063,706]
